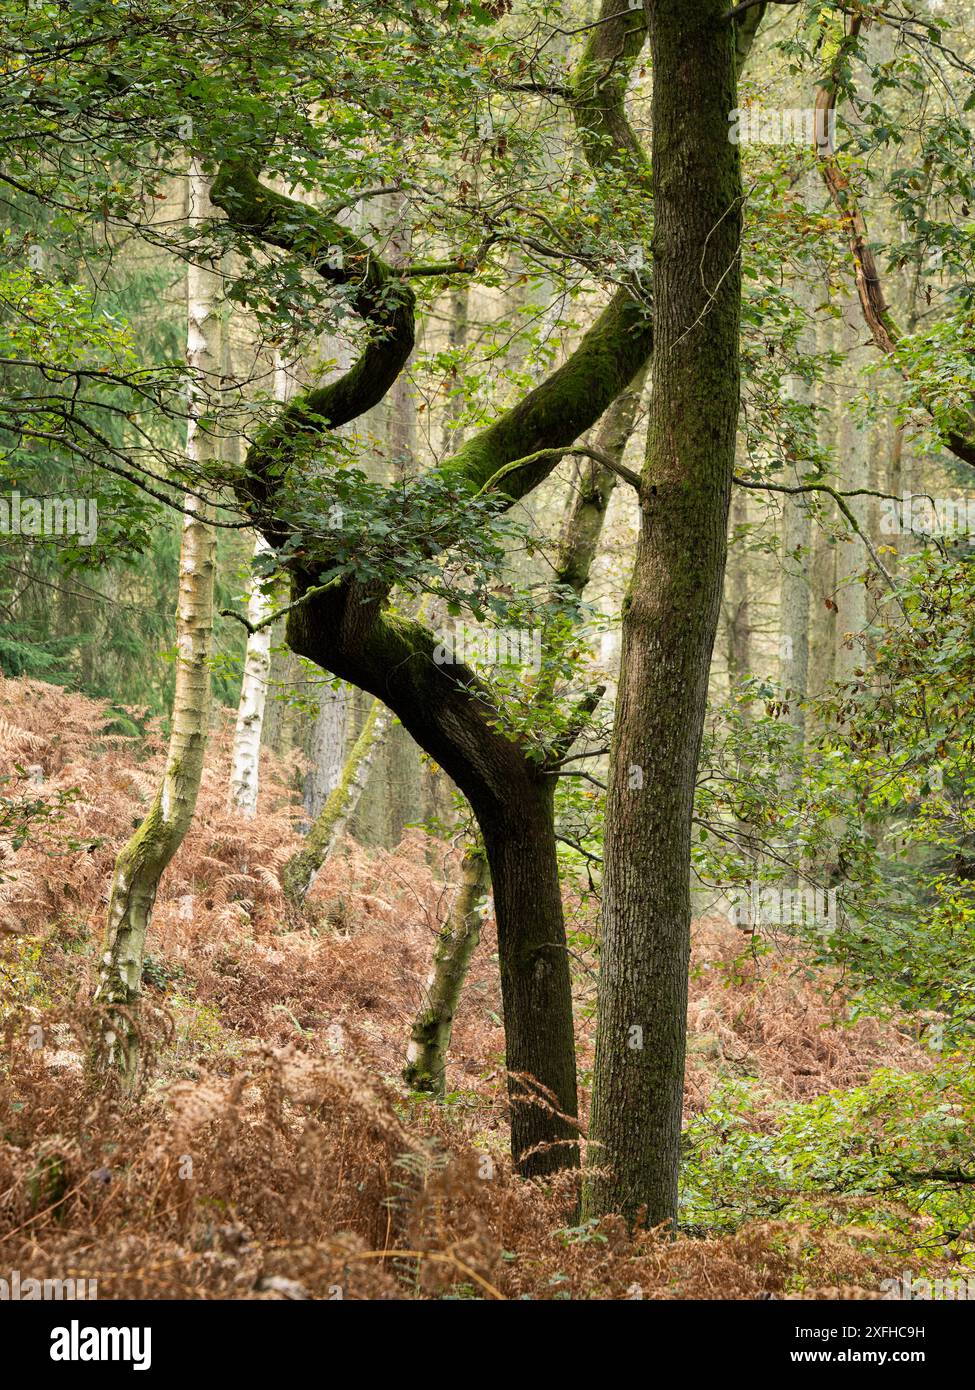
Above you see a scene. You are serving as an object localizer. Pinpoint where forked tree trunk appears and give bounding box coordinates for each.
[91,163,219,1086]
[282,699,392,904]
[583,0,743,1227]
[228,535,273,816]
[213,74,656,1175]
[404,841,490,1096]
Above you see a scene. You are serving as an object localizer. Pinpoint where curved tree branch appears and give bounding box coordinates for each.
[211,159,417,514]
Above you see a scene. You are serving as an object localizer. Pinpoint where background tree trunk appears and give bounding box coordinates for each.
[303,682,348,820]
[835,369,870,685]
[228,535,273,816]
[404,840,490,1096]
[780,356,816,748]
[282,699,392,904]
[723,487,752,686]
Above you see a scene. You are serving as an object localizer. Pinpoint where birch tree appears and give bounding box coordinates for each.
[91,163,219,1085]
[227,533,274,815]
[227,348,294,815]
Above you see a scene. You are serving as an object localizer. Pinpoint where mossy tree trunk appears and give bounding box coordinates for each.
[404,840,490,1096]
[282,698,392,904]
[583,0,745,1228]
[91,163,219,1087]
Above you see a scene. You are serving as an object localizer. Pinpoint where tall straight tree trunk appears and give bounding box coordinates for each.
[780,362,816,748]
[282,699,392,904]
[304,303,353,816]
[584,0,743,1227]
[228,349,295,815]
[381,193,426,846]
[779,205,821,742]
[724,488,751,685]
[835,367,870,684]
[91,163,219,1086]
[444,283,470,444]
[809,312,838,697]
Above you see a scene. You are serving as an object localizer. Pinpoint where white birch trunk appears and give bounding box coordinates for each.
[91,161,219,1086]
[228,534,274,816]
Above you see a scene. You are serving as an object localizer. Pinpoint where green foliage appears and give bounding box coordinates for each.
[0,770,77,858]
[683,1055,975,1271]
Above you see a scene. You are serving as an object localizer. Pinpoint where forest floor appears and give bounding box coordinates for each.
[1,676,970,1299]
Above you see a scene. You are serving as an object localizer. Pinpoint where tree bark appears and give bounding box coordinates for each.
[724,488,751,684]
[583,0,743,1228]
[303,681,348,819]
[780,334,816,746]
[835,327,870,686]
[404,841,490,1097]
[282,698,392,904]
[228,535,273,816]
[91,162,219,1086]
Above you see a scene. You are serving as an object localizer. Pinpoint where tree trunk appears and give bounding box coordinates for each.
[444,283,470,444]
[229,347,297,816]
[835,356,869,685]
[282,698,392,904]
[481,784,580,1176]
[780,368,815,747]
[91,162,219,1086]
[303,681,348,819]
[228,535,273,816]
[302,296,354,818]
[809,312,838,697]
[583,0,743,1227]
[724,488,751,684]
[404,841,490,1096]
